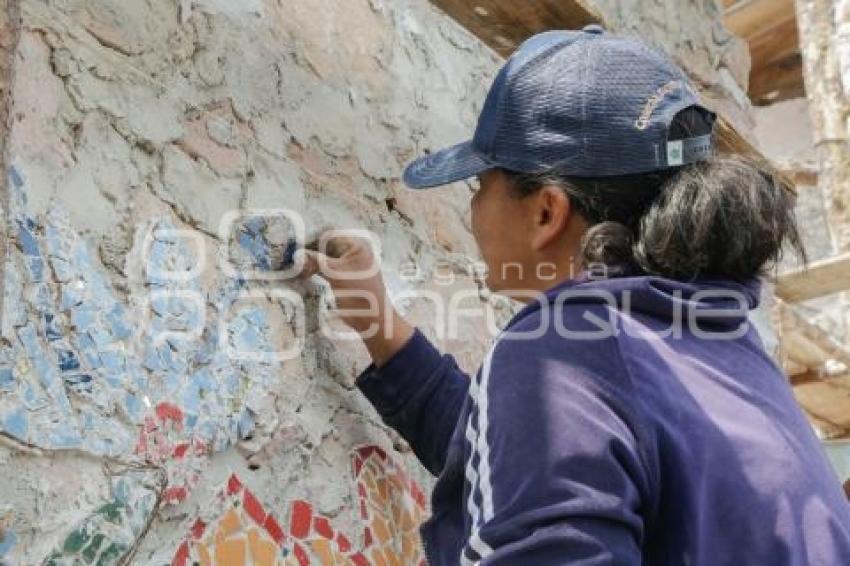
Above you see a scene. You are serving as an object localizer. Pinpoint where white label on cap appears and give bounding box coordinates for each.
[667,140,684,166]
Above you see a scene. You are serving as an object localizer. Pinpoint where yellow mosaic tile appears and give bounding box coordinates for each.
[215,537,246,565]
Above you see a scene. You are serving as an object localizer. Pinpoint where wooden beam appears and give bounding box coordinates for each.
[725,0,796,39]
[777,300,850,370]
[802,406,849,439]
[780,167,819,187]
[794,381,850,429]
[748,14,800,65]
[776,253,850,302]
[429,0,601,57]
[745,15,805,104]
[749,55,806,105]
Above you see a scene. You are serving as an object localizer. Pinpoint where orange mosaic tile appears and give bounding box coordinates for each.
[173,445,429,566]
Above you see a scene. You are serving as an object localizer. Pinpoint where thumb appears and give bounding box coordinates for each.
[296,249,326,279]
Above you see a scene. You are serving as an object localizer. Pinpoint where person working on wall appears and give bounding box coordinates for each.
[299,27,850,564]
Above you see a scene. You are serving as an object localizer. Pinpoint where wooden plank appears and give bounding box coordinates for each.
[780,167,819,187]
[746,15,804,103]
[725,0,796,39]
[802,406,849,439]
[776,253,850,302]
[794,381,850,428]
[750,51,806,104]
[722,0,804,105]
[777,300,850,370]
[748,14,800,65]
[429,0,601,57]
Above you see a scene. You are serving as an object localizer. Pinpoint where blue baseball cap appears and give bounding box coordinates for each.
[403,26,716,189]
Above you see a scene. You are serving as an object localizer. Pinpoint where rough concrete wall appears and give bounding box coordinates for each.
[0,0,508,563]
[586,0,754,137]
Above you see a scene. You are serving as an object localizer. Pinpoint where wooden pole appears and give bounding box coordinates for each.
[795,0,850,340]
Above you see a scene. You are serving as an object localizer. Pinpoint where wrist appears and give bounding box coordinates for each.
[364,310,414,368]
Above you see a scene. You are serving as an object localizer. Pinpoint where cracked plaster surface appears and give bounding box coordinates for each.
[0,0,505,562]
[0,0,769,563]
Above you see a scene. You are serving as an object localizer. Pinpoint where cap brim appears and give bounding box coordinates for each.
[402,141,494,189]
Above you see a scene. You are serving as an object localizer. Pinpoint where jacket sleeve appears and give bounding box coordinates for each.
[356,328,470,476]
[464,317,654,565]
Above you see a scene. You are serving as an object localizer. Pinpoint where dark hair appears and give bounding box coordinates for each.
[503,109,806,282]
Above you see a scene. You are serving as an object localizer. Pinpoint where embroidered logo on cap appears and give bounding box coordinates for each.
[635,80,680,130]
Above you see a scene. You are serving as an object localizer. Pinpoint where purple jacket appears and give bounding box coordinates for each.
[357,275,850,565]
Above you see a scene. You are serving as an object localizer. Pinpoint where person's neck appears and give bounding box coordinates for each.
[500,258,585,304]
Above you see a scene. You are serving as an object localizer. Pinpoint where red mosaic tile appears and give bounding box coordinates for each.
[363,526,373,547]
[264,514,285,545]
[336,532,351,553]
[243,489,266,525]
[156,402,184,424]
[293,542,309,566]
[226,474,242,496]
[172,442,189,458]
[164,486,188,504]
[171,541,189,566]
[351,551,369,566]
[290,500,312,539]
[411,483,427,509]
[314,516,333,539]
[190,518,206,540]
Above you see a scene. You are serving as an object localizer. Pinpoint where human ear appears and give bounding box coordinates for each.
[530,185,571,251]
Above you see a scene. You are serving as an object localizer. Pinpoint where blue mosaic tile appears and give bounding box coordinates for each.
[57,349,81,372]
[70,304,95,332]
[237,408,255,440]
[141,343,164,372]
[63,373,93,393]
[123,393,144,422]
[16,218,39,257]
[24,256,45,282]
[43,313,62,341]
[49,256,73,283]
[48,428,82,449]
[29,282,53,312]
[61,283,85,309]
[21,383,49,411]
[0,529,17,558]
[182,382,201,415]
[3,408,28,440]
[99,349,125,373]
[282,237,299,268]
[9,164,23,189]
[88,325,113,348]
[16,324,42,359]
[105,303,132,340]
[0,367,14,391]
[238,217,272,270]
[74,332,102,370]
